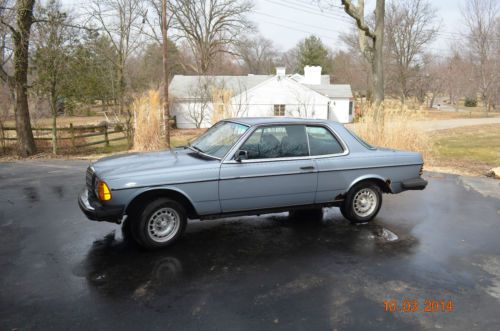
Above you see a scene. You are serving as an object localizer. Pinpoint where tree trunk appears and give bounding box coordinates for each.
[372,0,385,110]
[50,93,57,155]
[117,63,125,115]
[341,0,385,111]
[162,0,171,148]
[13,0,36,157]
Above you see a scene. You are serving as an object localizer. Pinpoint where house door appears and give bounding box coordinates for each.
[219,125,317,213]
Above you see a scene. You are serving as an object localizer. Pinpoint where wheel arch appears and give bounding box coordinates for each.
[125,187,199,219]
[347,174,392,194]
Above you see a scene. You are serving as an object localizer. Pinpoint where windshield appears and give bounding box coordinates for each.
[191,121,249,158]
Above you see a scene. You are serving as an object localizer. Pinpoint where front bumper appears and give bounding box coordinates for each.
[78,188,124,223]
[401,177,428,190]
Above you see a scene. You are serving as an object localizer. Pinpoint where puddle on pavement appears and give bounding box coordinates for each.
[367,227,399,242]
[76,213,410,300]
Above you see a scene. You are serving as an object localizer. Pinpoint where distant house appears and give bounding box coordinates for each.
[169,66,354,129]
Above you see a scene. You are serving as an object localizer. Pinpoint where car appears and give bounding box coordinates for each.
[78,117,427,249]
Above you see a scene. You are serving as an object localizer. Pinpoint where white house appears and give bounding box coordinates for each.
[169,66,354,129]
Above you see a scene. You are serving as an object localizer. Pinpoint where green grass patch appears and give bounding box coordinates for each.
[432,124,500,174]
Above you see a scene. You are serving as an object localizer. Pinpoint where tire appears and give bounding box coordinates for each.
[131,198,187,250]
[340,182,382,224]
[289,208,324,223]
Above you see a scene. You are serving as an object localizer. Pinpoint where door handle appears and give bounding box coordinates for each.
[300,166,315,170]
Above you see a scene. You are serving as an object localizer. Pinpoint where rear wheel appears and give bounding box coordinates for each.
[341,182,382,224]
[131,198,187,249]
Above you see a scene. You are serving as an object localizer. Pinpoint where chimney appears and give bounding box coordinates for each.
[276,67,286,78]
[303,65,322,85]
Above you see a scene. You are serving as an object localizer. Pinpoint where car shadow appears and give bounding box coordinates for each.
[78,209,419,299]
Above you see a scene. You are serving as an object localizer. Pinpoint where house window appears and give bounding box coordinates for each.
[349,101,353,115]
[274,104,285,116]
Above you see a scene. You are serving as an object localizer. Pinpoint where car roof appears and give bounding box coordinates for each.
[225,117,343,128]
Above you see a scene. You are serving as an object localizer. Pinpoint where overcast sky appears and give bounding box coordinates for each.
[250,0,464,55]
[61,0,465,56]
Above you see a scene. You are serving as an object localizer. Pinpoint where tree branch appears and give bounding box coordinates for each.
[341,0,375,40]
[0,17,18,37]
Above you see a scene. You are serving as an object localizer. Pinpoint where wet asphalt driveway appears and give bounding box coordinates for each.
[1,160,500,330]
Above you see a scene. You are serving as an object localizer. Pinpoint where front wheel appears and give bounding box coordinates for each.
[132,198,187,249]
[340,182,382,224]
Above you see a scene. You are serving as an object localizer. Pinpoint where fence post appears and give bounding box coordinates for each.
[104,124,109,147]
[70,123,75,150]
[0,121,4,153]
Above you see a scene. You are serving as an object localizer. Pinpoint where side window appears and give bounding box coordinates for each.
[239,125,309,159]
[306,126,344,155]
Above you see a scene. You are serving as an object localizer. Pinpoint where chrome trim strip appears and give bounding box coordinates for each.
[315,163,423,173]
[220,170,316,181]
[222,123,349,164]
[220,163,423,181]
[111,163,423,191]
[112,178,218,191]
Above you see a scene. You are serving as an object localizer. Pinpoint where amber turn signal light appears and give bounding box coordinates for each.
[97,181,112,201]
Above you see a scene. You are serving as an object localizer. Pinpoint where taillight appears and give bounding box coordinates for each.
[97,181,112,201]
[419,164,424,176]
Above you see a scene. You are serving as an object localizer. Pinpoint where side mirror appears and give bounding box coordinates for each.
[235,150,248,162]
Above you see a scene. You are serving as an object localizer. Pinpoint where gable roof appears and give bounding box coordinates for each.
[289,74,331,84]
[169,75,271,99]
[306,84,353,99]
[225,117,343,127]
[169,75,352,100]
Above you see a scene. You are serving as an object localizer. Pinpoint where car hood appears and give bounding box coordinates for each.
[92,148,220,182]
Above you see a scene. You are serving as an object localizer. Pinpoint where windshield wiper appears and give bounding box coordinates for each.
[188,144,205,154]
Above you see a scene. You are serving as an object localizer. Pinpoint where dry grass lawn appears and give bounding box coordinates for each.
[430,124,500,176]
[422,110,500,120]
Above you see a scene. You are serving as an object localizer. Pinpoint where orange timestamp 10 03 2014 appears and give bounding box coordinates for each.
[384,299,455,313]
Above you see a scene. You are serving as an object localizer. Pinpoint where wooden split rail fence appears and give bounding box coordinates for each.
[0,122,128,153]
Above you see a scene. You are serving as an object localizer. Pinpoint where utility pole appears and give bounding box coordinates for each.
[161,0,170,148]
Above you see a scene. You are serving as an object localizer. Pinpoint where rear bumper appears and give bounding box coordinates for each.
[401,177,428,190]
[78,188,124,223]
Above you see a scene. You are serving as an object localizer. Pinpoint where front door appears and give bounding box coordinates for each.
[219,125,317,213]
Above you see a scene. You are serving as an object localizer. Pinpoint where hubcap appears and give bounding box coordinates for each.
[353,188,378,217]
[147,207,180,243]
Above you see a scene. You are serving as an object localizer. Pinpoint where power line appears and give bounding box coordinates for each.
[252,10,347,34]
[256,19,338,42]
[263,0,354,25]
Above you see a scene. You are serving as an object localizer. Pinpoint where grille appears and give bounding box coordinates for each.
[86,166,95,193]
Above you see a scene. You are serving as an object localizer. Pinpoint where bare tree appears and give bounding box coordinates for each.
[442,52,471,110]
[0,0,36,156]
[0,0,14,116]
[143,0,175,44]
[236,35,277,74]
[88,0,146,115]
[340,0,385,109]
[171,0,254,74]
[186,77,212,128]
[462,0,499,111]
[229,81,249,117]
[385,0,440,103]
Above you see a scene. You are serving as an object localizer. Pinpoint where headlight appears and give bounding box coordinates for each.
[97,180,112,201]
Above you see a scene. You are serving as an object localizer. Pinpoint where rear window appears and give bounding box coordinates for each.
[345,128,376,150]
[306,126,344,155]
